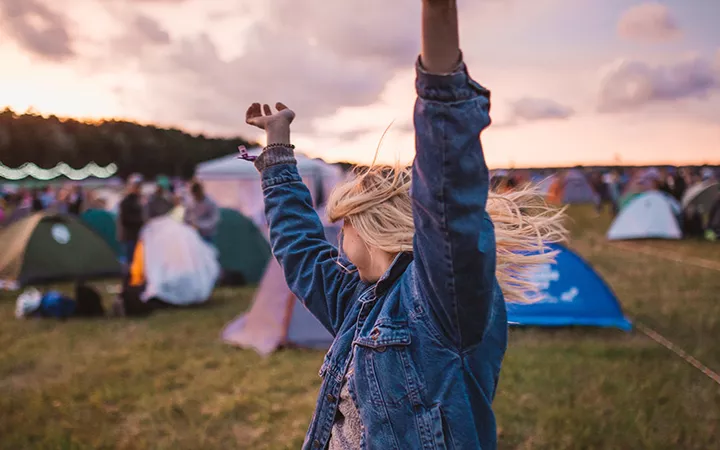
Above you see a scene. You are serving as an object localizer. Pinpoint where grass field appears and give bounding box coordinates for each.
[1,206,719,449]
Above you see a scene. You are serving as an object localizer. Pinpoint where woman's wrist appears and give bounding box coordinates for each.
[265,122,291,146]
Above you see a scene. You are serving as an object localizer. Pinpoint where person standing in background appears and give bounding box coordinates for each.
[67,185,84,215]
[31,188,44,212]
[602,170,620,216]
[590,172,606,214]
[146,176,174,219]
[118,174,145,264]
[40,186,56,210]
[183,181,220,244]
[673,168,688,201]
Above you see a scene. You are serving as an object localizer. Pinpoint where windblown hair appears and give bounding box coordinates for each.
[326,164,568,304]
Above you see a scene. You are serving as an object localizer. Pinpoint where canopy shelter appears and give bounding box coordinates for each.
[195,149,344,227]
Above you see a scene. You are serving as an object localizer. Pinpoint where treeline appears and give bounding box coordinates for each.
[0,108,254,179]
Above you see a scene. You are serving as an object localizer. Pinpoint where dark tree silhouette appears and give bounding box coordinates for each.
[0,108,254,179]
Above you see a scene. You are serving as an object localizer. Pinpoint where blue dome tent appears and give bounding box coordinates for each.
[507,243,632,330]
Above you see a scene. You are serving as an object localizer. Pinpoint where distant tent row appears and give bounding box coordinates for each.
[223,239,631,355]
[544,170,599,205]
[79,207,271,285]
[607,181,720,241]
[0,208,271,289]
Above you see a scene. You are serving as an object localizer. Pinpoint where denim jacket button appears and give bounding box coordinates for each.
[313,439,321,448]
[376,346,387,353]
[327,394,336,403]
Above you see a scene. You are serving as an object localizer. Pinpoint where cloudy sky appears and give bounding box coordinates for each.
[0,0,718,167]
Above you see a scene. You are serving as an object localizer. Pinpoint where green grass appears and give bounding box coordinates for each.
[1,207,719,449]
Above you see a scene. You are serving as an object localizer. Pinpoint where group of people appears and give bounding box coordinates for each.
[493,165,717,218]
[0,184,86,224]
[578,166,715,220]
[117,174,220,264]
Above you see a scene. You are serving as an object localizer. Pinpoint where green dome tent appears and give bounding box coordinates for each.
[0,213,122,286]
[214,208,271,285]
[81,208,121,256]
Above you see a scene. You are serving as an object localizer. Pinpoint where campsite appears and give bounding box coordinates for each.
[1,205,719,450]
[2,1,720,447]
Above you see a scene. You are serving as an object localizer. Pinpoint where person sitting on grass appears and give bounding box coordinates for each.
[241,0,566,448]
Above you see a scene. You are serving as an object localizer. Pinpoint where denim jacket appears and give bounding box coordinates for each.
[254,58,507,450]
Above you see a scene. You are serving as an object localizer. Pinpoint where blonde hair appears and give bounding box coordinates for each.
[326,164,568,304]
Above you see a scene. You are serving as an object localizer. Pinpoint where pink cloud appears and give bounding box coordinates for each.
[598,56,719,112]
[617,3,681,43]
[0,0,74,60]
[133,14,170,44]
[506,97,574,124]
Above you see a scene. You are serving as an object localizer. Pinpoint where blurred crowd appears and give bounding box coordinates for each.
[0,184,88,221]
[114,174,220,263]
[0,174,220,263]
[492,166,718,216]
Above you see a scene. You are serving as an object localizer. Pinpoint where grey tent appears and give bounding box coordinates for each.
[221,225,340,355]
[682,180,719,214]
[561,170,599,204]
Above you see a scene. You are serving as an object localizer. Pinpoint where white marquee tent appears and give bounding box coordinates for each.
[195,148,345,227]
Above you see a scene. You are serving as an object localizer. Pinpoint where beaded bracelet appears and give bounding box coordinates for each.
[264,143,295,151]
[237,143,295,162]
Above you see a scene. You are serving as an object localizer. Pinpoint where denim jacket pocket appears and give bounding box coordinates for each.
[354,323,424,408]
[354,322,411,349]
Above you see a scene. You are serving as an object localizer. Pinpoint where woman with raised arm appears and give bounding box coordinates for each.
[242,1,566,448]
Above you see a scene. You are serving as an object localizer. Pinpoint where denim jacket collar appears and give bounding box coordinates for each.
[373,252,413,297]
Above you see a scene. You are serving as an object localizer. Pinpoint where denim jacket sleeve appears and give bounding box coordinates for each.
[411,57,496,350]
[254,148,361,336]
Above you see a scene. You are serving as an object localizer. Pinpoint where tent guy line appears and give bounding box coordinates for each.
[609,242,720,272]
[635,322,720,388]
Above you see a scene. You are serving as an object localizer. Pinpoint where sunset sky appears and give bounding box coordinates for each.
[0,0,718,167]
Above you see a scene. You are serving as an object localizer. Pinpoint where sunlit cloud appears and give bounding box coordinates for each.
[617,2,681,43]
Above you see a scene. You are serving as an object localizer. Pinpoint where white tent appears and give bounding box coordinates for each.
[139,216,220,306]
[195,148,344,227]
[607,191,682,241]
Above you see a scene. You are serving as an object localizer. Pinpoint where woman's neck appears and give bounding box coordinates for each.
[364,250,397,283]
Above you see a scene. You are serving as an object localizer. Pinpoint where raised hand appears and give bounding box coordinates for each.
[245,102,295,146]
[245,102,295,130]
